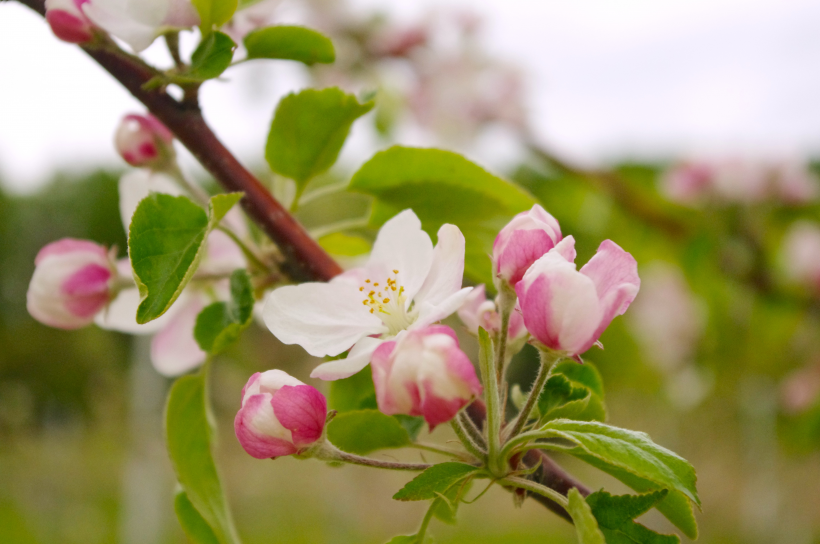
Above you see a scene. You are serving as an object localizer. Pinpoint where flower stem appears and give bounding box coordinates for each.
[499,475,569,509]
[478,328,504,477]
[415,497,439,541]
[505,350,561,442]
[458,411,487,450]
[411,442,475,462]
[494,285,516,382]
[450,417,486,462]
[215,225,271,274]
[316,443,432,471]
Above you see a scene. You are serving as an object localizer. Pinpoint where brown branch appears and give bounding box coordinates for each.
[16,0,342,283]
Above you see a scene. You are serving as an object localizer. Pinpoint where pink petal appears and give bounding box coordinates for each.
[35,238,107,265]
[580,240,641,341]
[271,385,327,447]
[150,295,207,377]
[234,395,298,459]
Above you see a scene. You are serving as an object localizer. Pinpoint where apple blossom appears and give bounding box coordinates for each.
[371,325,481,429]
[492,204,562,286]
[45,0,95,43]
[457,284,526,342]
[264,210,473,381]
[115,114,175,169]
[516,236,640,357]
[27,238,117,329]
[234,370,327,459]
[82,0,200,53]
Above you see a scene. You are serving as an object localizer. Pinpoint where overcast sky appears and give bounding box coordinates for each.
[1,0,820,192]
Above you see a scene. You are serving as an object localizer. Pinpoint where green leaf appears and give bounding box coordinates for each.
[189,32,236,80]
[265,88,374,190]
[327,409,411,454]
[349,147,536,286]
[538,374,606,423]
[537,420,700,507]
[567,488,606,544]
[129,192,242,324]
[193,0,238,34]
[393,414,425,442]
[586,490,680,544]
[432,479,473,524]
[193,270,254,354]
[174,489,221,544]
[318,232,371,256]
[554,360,605,399]
[244,25,335,65]
[165,374,240,544]
[328,366,377,412]
[393,463,479,501]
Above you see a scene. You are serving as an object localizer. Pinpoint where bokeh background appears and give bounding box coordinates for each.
[2,0,820,543]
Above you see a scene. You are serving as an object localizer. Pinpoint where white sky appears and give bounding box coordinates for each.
[1,0,820,192]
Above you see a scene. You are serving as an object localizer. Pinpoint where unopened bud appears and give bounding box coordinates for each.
[493,204,562,287]
[115,114,175,169]
[45,0,94,44]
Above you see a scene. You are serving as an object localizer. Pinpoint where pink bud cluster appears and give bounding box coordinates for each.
[27,239,117,329]
[45,0,94,44]
[115,114,175,169]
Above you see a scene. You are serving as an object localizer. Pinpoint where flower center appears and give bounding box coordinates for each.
[359,269,416,335]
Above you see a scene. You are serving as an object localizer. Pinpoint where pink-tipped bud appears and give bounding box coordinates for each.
[45,0,94,44]
[493,204,562,287]
[27,238,116,329]
[234,370,327,460]
[457,284,526,341]
[371,325,482,430]
[115,114,175,169]
[516,236,640,357]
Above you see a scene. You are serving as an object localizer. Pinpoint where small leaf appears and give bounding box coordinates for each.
[567,488,606,544]
[189,31,236,80]
[266,88,373,190]
[193,270,254,354]
[129,193,242,324]
[349,147,536,286]
[244,25,335,65]
[393,463,479,501]
[586,490,680,544]
[538,374,606,423]
[537,420,700,507]
[193,0,238,34]
[174,489,220,544]
[327,409,410,454]
[555,360,605,399]
[393,414,425,442]
[166,374,240,544]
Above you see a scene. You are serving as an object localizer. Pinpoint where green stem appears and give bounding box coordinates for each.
[478,328,504,477]
[215,225,270,273]
[499,431,566,462]
[499,476,569,509]
[458,411,487,450]
[505,350,561,441]
[415,498,439,542]
[316,443,432,471]
[450,418,486,462]
[410,442,475,462]
[494,285,516,382]
[296,181,349,207]
[167,163,212,207]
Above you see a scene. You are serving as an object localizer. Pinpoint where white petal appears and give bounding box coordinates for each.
[94,287,175,334]
[309,337,384,381]
[150,294,207,376]
[83,0,160,52]
[415,287,474,329]
[263,280,384,357]
[368,210,433,303]
[414,224,466,308]
[118,170,182,234]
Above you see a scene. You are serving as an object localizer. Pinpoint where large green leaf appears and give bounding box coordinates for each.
[586,490,680,544]
[538,373,606,424]
[537,420,700,507]
[193,0,238,34]
[326,409,411,454]
[129,192,242,324]
[567,488,606,544]
[393,463,479,501]
[265,88,373,190]
[189,31,236,80]
[165,373,240,544]
[193,270,254,354]
[244,26,335,65]
[554,360,605,399]
[349,147,536,286]
[174,489,221,544]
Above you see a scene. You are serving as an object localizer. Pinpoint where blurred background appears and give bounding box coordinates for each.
[2,0,820,543]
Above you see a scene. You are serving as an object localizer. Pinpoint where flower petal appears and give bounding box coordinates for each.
[414,223,466,308]
[82,0,160,52]
[368,210,434,303]
[234,394,298,459]
[415,287,474,329]
[150,295,207,376]
[118,170,182,234]
[94,286,172,334]
[264,280,384,357]
[271,385,327,447]
[310,336,385,381]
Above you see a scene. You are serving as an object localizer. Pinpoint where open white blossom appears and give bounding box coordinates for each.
[264,210,473,381]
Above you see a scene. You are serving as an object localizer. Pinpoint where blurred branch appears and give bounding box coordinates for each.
[526,139,690,239]
[15,0,342,283]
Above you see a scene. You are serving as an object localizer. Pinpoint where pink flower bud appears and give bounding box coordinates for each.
[493,204,562,286]
[114,114,175,168]
[516,236,640,356]
[371,325,482,429]
[234,370,327,459]
[457,284,526,341]
[45,0,94,44]
[27,238,116,329]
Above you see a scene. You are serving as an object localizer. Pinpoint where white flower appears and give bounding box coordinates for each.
[263,210,473,381]
[83,0,200,53]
